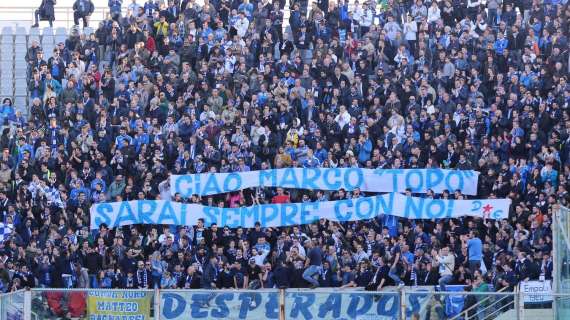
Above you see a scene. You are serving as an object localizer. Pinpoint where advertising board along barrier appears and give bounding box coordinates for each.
[159,288,433,320]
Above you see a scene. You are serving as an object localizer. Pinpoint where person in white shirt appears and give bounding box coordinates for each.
[432,246,455,291]
[383,14,402,41]
[334,105,351,130]
[427,1,441,24]
[352,1,364,22]
[128,0,141,15]
[350,1,364,37]
[404,15,417,54]
[233,11,250,38]
[360,4,374,35]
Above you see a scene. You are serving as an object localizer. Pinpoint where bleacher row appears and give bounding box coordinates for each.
[0,26,94,116]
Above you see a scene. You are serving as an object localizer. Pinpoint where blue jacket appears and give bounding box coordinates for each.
[108,0,122,14]
[357,139,372,163]
[494,38,508,54]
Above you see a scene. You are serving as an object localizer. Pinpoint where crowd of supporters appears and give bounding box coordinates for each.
[0,0,567,306]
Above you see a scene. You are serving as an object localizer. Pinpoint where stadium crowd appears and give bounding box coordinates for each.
[0,0,568,304]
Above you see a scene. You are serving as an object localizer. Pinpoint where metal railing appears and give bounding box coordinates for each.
[0,290,24,320]
[554,205,570,319]
[449,286,514,320]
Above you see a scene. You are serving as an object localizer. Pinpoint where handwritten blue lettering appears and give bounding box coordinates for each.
[161,293,186,319]
[289,293,315,319]
[115,202,138,226]
[223,173,242,193]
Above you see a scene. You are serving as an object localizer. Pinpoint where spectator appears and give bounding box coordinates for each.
[108,0,123,21]
[466,230,483,272]
[33,0,56,28]
[73,0,95,28]
[302,239,322,288]
[433,246,455,291]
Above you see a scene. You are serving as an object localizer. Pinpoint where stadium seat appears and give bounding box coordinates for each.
[55,27,67,36]
[0,62,13,72]
[42,27,54,37]
[0,87,14,97]
[14,96,28,111]
[15,27,27,36]
[1,70,14,80]
[43,48,54,60]
[14,36,27,45]
[1,26,13,35]
[0,84,13,94]
[0,73,12,84]
[15,85,27,96]
[83,27,94,36]
[14,49,27,58]
[0,45,13,57]
[54,35,67,45]
[13,72,26,80]
[29,34,41,43]
[0,36,13,45]
[14,65,27,74]
[41,36,55,48]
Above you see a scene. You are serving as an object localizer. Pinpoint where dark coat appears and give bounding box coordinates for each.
[39,0,56,21]
[73,0,95,16]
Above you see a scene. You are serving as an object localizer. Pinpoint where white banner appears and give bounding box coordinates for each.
[520,281,553,304]
[170,168,480,197]
[90,194,510,229]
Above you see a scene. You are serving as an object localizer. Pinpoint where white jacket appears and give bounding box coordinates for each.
[234,17,249,38]
[467,0,480,8]
[427,6,441,23]
[361,9,374,27]
[404,21,417,40]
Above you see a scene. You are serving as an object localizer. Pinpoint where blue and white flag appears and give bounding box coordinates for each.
[0,223,13,243]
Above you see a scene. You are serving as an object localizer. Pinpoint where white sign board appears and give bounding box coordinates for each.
[520,280,553,304]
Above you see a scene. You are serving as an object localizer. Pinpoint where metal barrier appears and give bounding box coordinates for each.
[447,286,514,320]
[0,287,561,320]
[554,205,570,319]
[0,290,24,320]
[29,288,156,319]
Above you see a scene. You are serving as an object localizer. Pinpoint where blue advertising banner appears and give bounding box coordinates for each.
[160,290,433,320]
[171,168,480,197]
[90,194,510,229]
